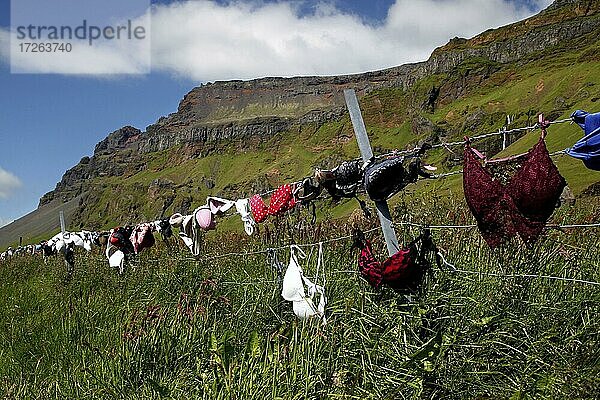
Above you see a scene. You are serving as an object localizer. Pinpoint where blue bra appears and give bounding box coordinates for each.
[568,110,600,171]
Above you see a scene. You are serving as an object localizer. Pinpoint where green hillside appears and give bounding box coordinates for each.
[68,34,600,232]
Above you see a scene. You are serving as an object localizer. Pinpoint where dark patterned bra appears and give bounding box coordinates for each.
[463,131,566,248]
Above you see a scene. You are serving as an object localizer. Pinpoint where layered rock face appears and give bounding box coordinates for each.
[39,0,600,207]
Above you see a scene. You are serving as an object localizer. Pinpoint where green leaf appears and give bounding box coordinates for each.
[246,330,260,358]
[209,332,218,353]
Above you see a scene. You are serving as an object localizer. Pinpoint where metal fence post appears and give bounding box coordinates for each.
[344,89,399,256]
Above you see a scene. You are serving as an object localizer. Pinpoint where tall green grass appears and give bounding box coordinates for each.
[1,202,599,399]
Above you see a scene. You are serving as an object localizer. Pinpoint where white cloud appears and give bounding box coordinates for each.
[0,0,549,80]
[534,0,555,9]
[149,0,540,81]
[0,217,13,228]
[0,167,22,199]
[1,10,150,75]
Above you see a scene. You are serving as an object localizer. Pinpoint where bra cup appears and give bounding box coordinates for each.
[463,146,508,247]
[282,247,326,322]
[55,240,65,253]
[268,184,296,216]
[71,234,85,248]
[106,243,125,271]
[109,250,125,269]
[282,255,305,302]
[381,247,413,283]
[207,197,234,214]
[507,139,566,221]
[292,298,319,319]
[358,240,384,288]
[335,160,362,190]
[235,199,255,235]
[463,146,504,216]
[132,225,155,254]
[507,139,566,243]
[364,157,406,201]
[250,194,269,223]
[181,215,194,237]
[292,282,326,320]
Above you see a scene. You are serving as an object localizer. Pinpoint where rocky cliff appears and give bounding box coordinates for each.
[88,1,600,156]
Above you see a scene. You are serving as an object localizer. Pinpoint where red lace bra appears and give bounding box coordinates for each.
[463,135,566,248]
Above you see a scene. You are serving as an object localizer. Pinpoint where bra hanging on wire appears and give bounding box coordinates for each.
[281,244,327,324]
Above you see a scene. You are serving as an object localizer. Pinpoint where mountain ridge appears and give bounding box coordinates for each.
[67,0,600,159]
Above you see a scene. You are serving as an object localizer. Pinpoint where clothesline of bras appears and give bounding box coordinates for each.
[175,122,588,230]
[255,116,578,197]
[130,219,600,265]
[5,215,594,265]
[251,148,569,201]
[3,215,599,298]
[2,111,598,266]
[183,143,572,233]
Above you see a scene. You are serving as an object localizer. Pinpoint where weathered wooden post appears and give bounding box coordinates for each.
[344,89,399,256]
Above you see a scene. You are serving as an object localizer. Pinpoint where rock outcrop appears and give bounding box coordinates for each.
[94,126,142,155]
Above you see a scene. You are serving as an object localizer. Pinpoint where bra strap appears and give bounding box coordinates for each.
[539,114,550,139]
[470,146,487,161]
[290,244,306,268]
[464,136,487,160]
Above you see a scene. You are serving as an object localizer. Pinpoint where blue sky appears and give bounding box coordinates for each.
[0,0,551,226]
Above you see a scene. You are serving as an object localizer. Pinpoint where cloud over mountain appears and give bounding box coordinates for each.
[0,167,22,199]
[1,0,552,80]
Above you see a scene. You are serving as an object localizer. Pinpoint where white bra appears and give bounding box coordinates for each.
[235,198,256,236]
[281,244,327,323]
[105,241,125,274]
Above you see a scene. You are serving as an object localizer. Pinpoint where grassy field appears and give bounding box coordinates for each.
[1,200,599,399]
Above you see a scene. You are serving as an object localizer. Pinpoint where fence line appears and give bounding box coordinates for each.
[376,117,573,159]
[144,220,600,287]
[451,268,600,286]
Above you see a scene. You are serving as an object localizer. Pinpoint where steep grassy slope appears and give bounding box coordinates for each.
[0,197,81,249]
